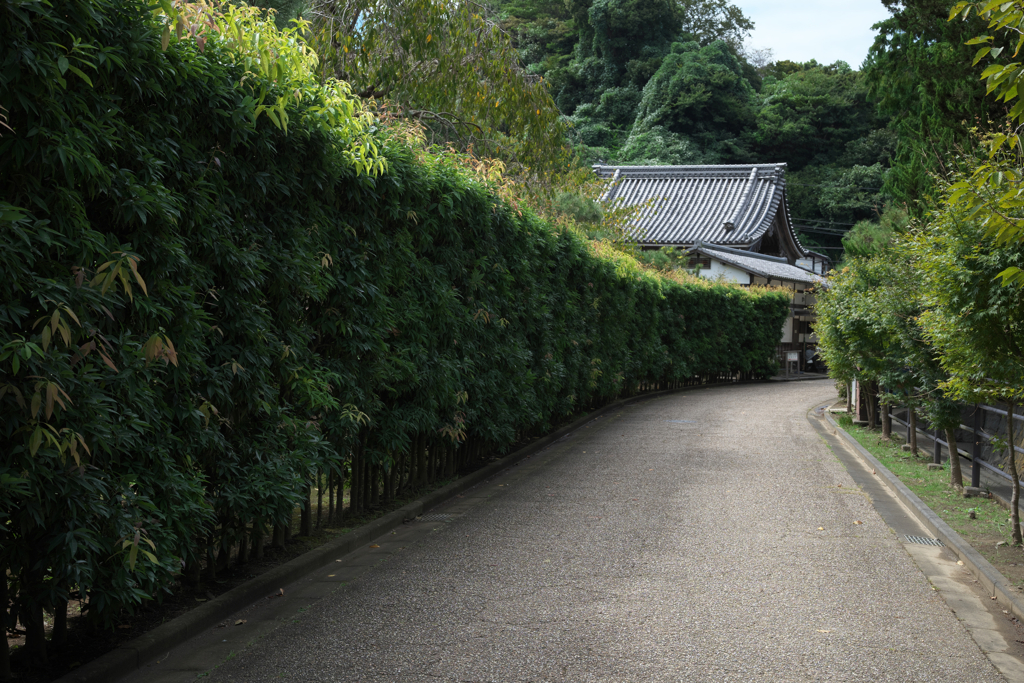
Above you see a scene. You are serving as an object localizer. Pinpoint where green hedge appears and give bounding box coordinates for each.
[0,0,788,662]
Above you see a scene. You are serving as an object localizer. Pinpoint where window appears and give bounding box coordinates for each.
[687,256,711,269]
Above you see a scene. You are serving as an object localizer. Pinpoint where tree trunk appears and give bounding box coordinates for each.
[1007,401,1021,545]
[237,525,249,565]
[865,382,877,430]
[383,461,393,505]
[51,599,67,647]
[207,538,218,581]
[351,448,362,516]
[217,526,231,571]
[417,434,427,487]
[338,459,347,520]
[22,558,46,668]
[1,562,10,682]
[909,408,918,456]
[847,382,853,414]
[316,467,324,530]
[24,600,46,668]
[252,522,265,560]
[328,469,335,525]
[187,542,202,588]
[369,464,380,508]
[272,523,286,549]
[881,399,892,440]
[947,428,963,490]
[299,481,312,537]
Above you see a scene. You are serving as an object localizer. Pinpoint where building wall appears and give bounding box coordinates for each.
[698,258,751,285]
[781,311,794,342]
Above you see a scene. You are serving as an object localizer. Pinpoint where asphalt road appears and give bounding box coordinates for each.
[146,381,1010,682]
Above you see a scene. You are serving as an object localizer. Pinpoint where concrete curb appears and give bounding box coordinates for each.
[59,380,757,683]
[822,409,1024,624]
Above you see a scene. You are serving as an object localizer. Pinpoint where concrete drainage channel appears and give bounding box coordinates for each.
[814,403,1024,680]
[60,379,766,683]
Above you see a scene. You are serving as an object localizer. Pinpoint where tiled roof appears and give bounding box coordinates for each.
[694,244,824,286]
[594,164,790,249]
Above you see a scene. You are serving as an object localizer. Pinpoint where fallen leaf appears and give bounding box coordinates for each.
[328,574,335,577]
[853,520,863,525]
[278,588,284,597]
[992,596,998,600]
[817,527,825,531]
[369,544,380,548]
[235,619,246,626]
[872,469,876,475]
[816,629,832,633]
[336,559,343,562]
[957,560,964,566]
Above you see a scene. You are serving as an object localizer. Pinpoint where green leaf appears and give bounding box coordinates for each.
[66,65,93,87]
[28,427,42,456]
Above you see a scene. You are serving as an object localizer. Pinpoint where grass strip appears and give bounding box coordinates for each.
[836,414,1024,590]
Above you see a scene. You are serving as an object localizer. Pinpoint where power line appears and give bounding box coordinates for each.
[787,181,884,192]
[792,217,860,226]
[794,226,848,236]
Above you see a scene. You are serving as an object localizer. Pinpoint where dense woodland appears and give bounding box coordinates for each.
[251,0,1017,255]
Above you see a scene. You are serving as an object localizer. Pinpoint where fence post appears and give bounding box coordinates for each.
[972,405,982,489]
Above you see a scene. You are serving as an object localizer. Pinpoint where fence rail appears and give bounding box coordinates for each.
[887,402,1024,489]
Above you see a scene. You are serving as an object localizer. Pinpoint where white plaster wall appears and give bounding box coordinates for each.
[781,314,793,342]
[699,258,751,285]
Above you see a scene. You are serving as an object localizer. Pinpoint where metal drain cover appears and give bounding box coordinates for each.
[905,535,944,546]
[420,513,451,522]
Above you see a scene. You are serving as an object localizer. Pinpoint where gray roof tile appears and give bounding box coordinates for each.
[594,164,789,248]
[694,245,824,285]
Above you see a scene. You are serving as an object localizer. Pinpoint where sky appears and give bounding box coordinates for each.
[740,0,893,70]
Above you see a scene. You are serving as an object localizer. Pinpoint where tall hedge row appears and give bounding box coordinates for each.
[0,0,788,664]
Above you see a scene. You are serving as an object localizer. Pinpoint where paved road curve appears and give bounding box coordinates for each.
[163,381,1009,682]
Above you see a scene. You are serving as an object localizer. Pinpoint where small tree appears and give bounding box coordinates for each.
[917,192,1024,541]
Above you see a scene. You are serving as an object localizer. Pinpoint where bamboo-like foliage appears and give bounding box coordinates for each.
[306,0,568,174]
[0,0,788,670]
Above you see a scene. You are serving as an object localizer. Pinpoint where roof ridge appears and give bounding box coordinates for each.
[722,167,759,232]
[693,242,788,264]
[594,163,787,178]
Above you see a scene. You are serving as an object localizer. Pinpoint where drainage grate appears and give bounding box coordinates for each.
[905,535,944,546]
[419,513,452,522]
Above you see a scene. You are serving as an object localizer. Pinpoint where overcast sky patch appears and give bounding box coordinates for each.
[740,0,892,70]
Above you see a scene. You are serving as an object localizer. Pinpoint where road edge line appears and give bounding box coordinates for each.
[821,407,1024,624]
